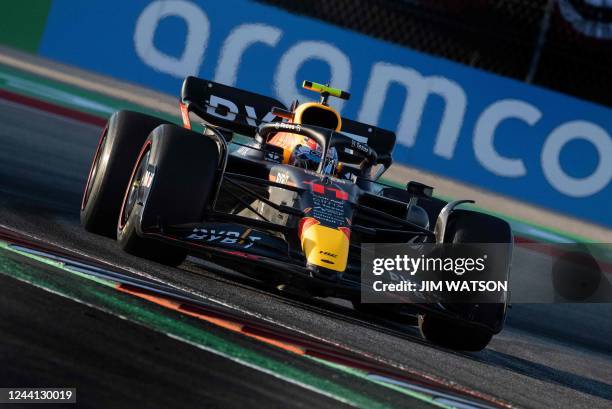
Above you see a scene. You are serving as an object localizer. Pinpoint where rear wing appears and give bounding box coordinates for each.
[341,118,396,167]
[180,76,395,165]
[181,76,286,136]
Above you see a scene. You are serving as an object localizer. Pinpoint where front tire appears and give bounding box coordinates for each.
[117,124,220,266]
[418,314,493,351]
[419,210,512,351]
[80,111,170,237]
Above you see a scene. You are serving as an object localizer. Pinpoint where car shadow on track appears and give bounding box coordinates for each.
[183,257,427,337]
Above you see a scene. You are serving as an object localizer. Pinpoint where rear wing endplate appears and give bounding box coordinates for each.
[181,76,286,136]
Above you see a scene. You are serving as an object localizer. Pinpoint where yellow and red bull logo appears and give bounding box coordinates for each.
[298,217,350,272]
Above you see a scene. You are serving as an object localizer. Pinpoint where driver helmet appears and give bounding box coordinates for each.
[289,144,340,176]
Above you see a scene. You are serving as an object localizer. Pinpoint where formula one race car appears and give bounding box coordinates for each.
[81,77,513,350]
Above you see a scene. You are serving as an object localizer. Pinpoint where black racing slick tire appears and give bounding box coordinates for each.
[419,210,512,351]
[418,314,493,352]
[80,110,170,237]
[443,210,513,245]
[116,124,220,266]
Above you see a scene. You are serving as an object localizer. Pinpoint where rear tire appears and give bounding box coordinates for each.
[80,111,170,237]
[117,124,220,266]
[419,210,512,351]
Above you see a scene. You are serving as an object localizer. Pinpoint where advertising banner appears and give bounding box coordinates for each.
[31,0,612,227]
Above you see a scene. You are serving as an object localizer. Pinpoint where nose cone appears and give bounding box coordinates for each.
[299,218,349,272]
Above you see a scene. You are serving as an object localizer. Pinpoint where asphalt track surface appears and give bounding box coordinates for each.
[0,273,360,409]
[1,98,611,408]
